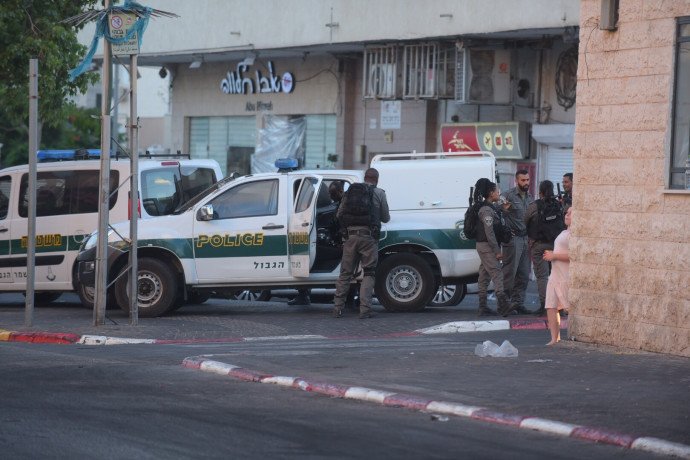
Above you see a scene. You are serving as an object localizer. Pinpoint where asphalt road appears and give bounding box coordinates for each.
[0,338,664,460]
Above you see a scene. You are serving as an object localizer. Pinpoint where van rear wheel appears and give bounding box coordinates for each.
[375,253,435,312]
[114,258,178,318]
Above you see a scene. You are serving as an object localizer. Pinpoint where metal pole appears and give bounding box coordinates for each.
[94,1,112,325]
[25,59,38,327]
[128,54,139,325]
[112,63,119,154]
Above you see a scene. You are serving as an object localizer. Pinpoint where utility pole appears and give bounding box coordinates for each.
[25,59,38,327]
[94,0,112,325]
[128,53,139,325]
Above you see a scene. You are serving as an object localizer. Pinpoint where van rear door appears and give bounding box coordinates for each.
[0,174,13,283]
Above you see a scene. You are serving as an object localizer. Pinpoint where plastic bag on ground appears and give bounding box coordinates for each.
[474,340,500,357]
[497,340,518,357]
[474,340,518,358]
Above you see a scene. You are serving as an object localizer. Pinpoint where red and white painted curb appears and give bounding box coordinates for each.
[0,318,565,345]
[182,355,690,459]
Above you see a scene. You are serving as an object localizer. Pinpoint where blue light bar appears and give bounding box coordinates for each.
[275,158,299,171]
[37,149,102,161]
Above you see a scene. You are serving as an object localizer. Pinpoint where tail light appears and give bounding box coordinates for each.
[128,198,141,219]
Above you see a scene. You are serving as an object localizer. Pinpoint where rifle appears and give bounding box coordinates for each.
[556,182,563,205]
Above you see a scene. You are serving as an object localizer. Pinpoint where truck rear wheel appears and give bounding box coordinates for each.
[375,253,435,312]
[428,284,466,307]
[77,283,117,309]
[114,258,178,318]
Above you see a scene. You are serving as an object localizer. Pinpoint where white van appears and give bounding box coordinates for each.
[77,152,495,317]
[0,150,222,305]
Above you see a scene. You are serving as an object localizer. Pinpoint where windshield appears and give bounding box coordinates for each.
[141,165,218,216]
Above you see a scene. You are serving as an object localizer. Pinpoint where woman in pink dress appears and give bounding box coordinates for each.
[542,207,572,345]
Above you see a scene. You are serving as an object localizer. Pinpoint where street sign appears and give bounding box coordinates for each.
[109,13,139,55]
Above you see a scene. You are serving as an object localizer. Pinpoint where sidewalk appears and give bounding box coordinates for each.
[0,286,555,343]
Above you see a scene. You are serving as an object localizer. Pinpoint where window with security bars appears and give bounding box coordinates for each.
[670,17,690,189]
[363,46,398,99]
[402,43,454,99]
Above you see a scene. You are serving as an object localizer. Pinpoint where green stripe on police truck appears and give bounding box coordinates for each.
[193,232,287,258]
[381,228,476,251]
[288,231,309,256]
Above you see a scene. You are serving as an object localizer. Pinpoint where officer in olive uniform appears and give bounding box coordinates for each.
[474,178,511,316]
[500,169,534,315]
[525,180,560,317]
[333,168,390,319]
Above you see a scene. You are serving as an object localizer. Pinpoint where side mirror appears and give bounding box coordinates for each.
[197,204,214,221]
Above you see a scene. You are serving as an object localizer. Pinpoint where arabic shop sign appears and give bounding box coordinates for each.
[221,61,294,95]
[440,122,525,159]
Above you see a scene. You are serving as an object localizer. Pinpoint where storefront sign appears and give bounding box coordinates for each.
[440,122,524,159]
[221,61,294,95]
[245,101,274,112]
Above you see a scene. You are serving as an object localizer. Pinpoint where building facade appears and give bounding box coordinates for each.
[570,0,690,356]
[78,0,579,185]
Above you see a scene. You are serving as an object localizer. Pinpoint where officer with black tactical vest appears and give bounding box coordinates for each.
[525,180,566,317]
[474,178,512,316]
[332,168,390,319]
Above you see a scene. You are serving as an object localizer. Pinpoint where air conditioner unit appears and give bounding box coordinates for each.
[455,49,511,104]
[368,64,395,99]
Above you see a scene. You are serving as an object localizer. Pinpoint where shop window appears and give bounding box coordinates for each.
[189,116,255,177]
[670,17,690,189]
[304,114,336,169]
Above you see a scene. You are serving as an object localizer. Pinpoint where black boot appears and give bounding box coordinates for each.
[477,297,498,316]
[498,294,513,317]
[288,292,310,306]
[533,301,546,317]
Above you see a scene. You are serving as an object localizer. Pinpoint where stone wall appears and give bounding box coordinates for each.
[570,0,690,356]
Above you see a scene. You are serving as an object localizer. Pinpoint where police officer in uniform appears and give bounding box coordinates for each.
[525,180,561,317]
[332,168,390,319]
[500,169,534,315]
[474,179,511,316]
[561,172,573,212]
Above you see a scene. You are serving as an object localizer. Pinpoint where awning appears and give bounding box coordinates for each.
[531,124,575,148]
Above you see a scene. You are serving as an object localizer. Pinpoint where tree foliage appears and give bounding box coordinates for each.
[0,0,100,165]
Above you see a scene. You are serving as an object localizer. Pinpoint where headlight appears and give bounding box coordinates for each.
[83,230,114,251]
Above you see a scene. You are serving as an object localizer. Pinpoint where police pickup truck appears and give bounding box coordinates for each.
[77,152,495,317]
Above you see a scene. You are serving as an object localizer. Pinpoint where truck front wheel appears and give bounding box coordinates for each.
[375,253,435,312]
[114,258,179,318]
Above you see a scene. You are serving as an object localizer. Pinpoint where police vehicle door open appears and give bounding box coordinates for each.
[288,175,322,277]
